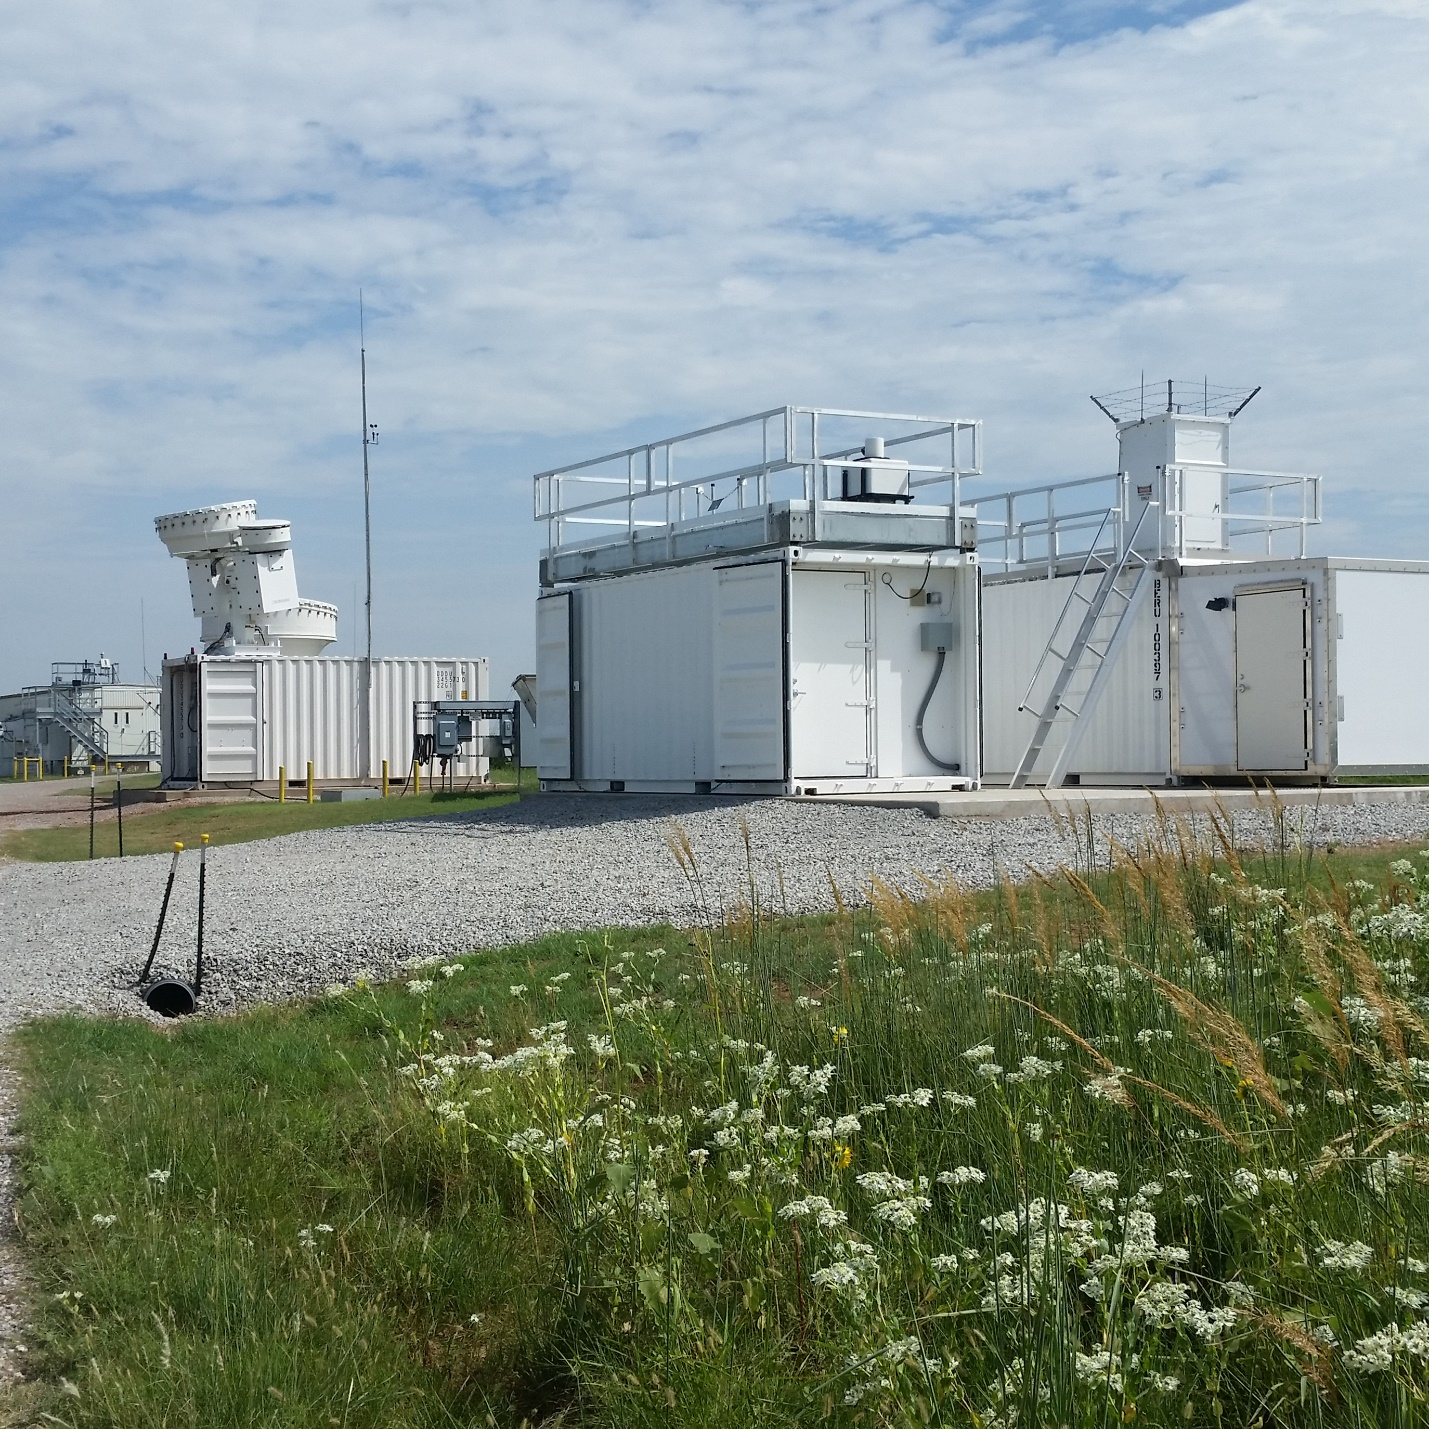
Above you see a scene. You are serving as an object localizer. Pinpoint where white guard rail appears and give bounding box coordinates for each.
[971,467,1321,574]
[533,406,982,557]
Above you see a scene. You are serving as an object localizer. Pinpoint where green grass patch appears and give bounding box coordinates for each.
[7,833,1429,1425]
[1,785,524,862]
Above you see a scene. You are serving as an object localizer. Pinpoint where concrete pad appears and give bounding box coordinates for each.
[807,785,1429,821]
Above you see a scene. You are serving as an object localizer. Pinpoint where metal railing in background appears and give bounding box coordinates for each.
[31,687,108,761]
[970,467,1321,575]
[533,406,982,558]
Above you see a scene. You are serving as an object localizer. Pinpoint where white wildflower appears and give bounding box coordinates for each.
[937,1166,986,1187]
[779,1196,848,1230]
[870,1196,932,1232]
[1319,1240,1374,1272]
[1230,1168,1261,1198]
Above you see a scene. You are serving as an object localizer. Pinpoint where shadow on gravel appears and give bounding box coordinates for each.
[360,793,780,836]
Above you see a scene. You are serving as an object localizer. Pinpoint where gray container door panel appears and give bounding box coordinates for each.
[714,563,786,782]
[1235,586,1310,771]
[536,593,574,780]
[200,661,262,781]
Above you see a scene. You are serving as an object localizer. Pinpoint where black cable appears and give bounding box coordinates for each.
[137,844,183,984]
[915,649,961,772]
[880,556,933,602]
[194,840,206,995]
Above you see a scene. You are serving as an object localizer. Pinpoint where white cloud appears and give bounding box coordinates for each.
[2,0,1427,689]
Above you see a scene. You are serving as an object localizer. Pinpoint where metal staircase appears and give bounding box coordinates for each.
[1008,502,1156,789]
[37,688,108,763]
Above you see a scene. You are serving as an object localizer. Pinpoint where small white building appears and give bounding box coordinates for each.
[0,659,160,774]
[976,380,1429,785]
[533,407,983,795]
[154,501,489,786]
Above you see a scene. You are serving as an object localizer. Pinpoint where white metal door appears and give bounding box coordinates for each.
[1178,466,1226,550]
[714,562,785,781]
[200,660,262,781]
[1235,586,1310,771]
[535,593,574,779]
[789,569,872,778]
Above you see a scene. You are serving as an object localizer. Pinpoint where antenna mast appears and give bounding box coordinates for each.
[360,294,377,777]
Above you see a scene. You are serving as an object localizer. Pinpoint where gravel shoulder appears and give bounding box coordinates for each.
[2,792,1428,1026]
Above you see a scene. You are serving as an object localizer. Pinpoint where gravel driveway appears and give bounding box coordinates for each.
[2,792,1428,1027]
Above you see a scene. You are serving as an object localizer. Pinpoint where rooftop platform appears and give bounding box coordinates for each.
[535,405,981,585]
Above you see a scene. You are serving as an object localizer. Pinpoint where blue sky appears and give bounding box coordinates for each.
[3,0,1427,694]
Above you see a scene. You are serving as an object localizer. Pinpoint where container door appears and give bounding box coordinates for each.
[165,665,201,782]
[1235,585,1310,770]
[714,562,786,782]
[536,593,574,779]
[789,569,873,779]
[200,660,262,781]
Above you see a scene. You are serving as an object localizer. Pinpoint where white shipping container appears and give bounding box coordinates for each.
[162,655,490,785]
[537,548,981,795]
[982,557,1429,783]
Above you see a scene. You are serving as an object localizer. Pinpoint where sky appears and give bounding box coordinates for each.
[3,0,1427,696]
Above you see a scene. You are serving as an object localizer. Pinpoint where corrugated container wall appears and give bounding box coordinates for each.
[982,557,1429,784]
[162,656,489,784]
[539,550,980,794]
[982,571,1171,784]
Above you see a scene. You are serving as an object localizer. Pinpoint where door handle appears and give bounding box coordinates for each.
[1236,682,1248,693]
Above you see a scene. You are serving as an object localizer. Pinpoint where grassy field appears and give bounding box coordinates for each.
[0,769,535,862]
[5,821,1429,1426]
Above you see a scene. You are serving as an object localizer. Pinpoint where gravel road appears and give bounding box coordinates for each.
[0,791,1425,1383]
[2,792,1428,1027]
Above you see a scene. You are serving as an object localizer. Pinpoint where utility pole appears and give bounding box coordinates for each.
[360,294,378,779]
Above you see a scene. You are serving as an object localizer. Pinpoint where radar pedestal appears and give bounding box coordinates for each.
[154,501,337,656]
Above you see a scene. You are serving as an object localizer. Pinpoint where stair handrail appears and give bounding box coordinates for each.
[1008,498,1159,788]
[1016,502,1120,714]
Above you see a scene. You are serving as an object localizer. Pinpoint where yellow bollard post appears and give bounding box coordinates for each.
[413,759,420,796]
[382,759,389,797]
[278,764,286,803]
[306,760,314,804]
[63,755,69,779]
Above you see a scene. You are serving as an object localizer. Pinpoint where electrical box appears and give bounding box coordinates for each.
[433,714,461,756]
[920,621,955,653]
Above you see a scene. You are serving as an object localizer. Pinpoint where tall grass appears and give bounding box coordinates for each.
[7,816,1429,1426]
